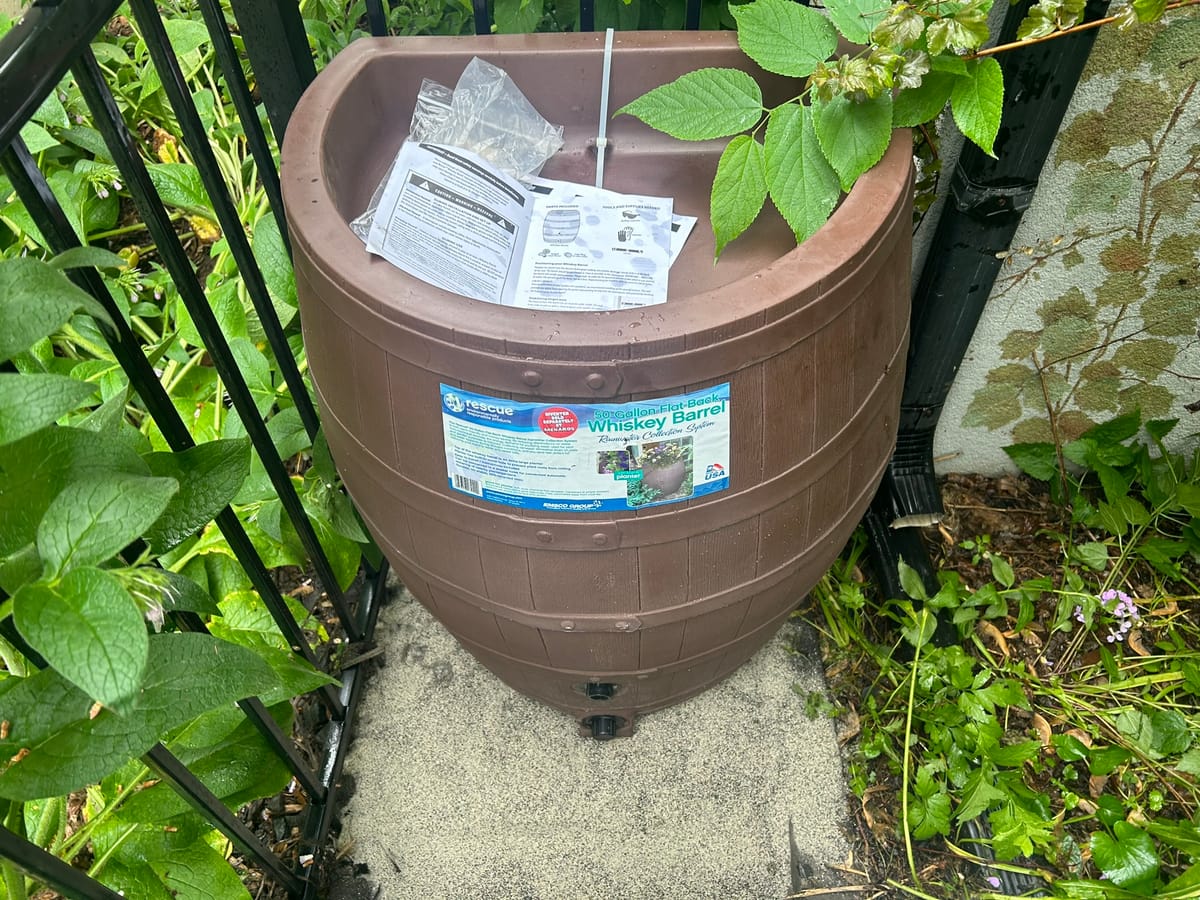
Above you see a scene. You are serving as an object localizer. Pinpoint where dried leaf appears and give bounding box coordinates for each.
[1032,713,1053,748]
[1067,728,1094,748]
[838,706,862,745]
[977,620,1010,657]
[1126,629,1151,657]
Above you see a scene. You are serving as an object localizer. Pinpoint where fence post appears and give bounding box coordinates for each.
[229,0,316,143]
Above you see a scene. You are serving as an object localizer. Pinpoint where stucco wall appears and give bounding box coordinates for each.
[935,11,1200,473]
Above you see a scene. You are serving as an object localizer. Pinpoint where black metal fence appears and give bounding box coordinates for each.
[0,2,383,897]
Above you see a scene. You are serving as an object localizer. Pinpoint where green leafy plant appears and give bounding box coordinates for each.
[617,0,1190,258]
[811,409,1200,895]
[0,254,338,899]
[0,4,379,896]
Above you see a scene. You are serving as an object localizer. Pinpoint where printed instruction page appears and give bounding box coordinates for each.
[364,142,682,311]
[366,142,529,304]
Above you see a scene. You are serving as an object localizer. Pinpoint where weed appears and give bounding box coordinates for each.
[807,410,1200,896]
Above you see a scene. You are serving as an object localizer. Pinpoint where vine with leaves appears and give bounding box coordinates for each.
[617,0,1195,258]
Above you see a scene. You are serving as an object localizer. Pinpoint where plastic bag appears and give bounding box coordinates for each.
[409,78,455,141]
[424,57,563,179]
[351,60,563,242]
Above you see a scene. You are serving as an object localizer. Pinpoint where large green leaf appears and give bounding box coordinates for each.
[12,567,148,713]
[150,841,252,900]
[730,0,838,77]
[232,407,310,504]
[227,338,277,417]
[252,214,298,329]
[97,861,176,900]
[908,766,951,839]
[146,163,215,218]
[0,426,148,558]
[595,0,642,31]
[310,512,363,592]
[1091,822,1160,889]
[0,632,279,800]
[765,103,840,242]
[142,439,250,554]
[48,246,128,272]
[892,71,959,127]
[0,374,97,447]
[1115,708,1193,758]
[159,570,221,617]
[493,0,543,32]
[51,167,120,237]
[0,258,109,363]
[1003,442,1058,481]
[163,17,211,56]
[822,0,891,43]
[617,68,763,142]
[951,57,1004,157]
[955,768,1008,822]
[38,473,178,576]
[711,135,768,259]
[811,92,894,192]
[119,705,294,823]
[19,122,57,155]
[33,91,69,129]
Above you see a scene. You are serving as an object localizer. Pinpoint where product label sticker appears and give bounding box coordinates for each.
[440,383,731,511]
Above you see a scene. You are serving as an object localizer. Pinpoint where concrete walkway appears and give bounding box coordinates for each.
[338,584,857,899]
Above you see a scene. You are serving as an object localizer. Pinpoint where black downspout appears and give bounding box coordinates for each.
[867,0,1110,604]
[884,0,1112,527]
[865,3,1109,893]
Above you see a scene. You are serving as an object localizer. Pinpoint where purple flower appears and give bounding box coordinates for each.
[985,875,1001,889]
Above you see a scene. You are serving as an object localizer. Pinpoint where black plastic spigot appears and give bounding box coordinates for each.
[587,715,618,740]
[585,682,617,701]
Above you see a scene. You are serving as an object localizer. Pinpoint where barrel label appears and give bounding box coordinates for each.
[439,384,731,511]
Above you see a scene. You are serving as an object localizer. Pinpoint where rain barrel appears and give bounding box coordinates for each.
[282,32,913,737]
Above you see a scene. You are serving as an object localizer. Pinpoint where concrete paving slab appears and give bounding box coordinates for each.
[339,584,856,899]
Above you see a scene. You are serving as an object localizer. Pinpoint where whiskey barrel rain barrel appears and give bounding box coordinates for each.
[282,32,912,737]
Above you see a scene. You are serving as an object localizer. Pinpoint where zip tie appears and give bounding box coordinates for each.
[595,27,615,189]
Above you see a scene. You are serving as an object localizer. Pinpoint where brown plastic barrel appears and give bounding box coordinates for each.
[282,32,912,736]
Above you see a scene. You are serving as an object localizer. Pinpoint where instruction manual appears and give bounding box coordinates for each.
[365,141,691,311]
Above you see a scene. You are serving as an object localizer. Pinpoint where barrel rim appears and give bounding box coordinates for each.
[281,31,913,358]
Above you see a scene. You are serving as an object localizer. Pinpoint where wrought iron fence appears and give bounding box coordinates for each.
[0,2,383,897]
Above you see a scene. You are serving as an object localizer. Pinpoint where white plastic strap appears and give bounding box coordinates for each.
[595,27,615,189]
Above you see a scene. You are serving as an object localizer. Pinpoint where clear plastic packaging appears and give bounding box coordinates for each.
[351,60,564,242]
[409,78,455,142]
[426,57,564,179]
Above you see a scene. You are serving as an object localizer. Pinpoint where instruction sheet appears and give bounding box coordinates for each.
[440,383,731,511]
[365,141,688,311]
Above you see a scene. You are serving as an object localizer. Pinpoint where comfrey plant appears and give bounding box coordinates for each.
[617,0,1191,258]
